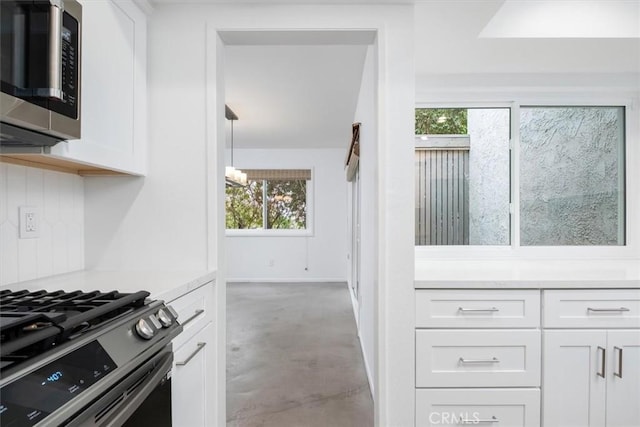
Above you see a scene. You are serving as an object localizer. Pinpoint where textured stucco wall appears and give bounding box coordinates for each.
[468,109,511,245]
[519,107,624,245]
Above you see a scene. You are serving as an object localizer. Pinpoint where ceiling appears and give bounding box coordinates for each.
[225,44,369,149]
[415,1,640,77]
[149,0,639,150]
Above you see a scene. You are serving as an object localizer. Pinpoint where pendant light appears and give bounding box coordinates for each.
[225,105,247,187]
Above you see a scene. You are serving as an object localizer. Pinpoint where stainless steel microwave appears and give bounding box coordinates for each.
[0,0,82,148]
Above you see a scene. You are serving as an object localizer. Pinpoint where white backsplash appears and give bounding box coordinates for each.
[0,163,84,286]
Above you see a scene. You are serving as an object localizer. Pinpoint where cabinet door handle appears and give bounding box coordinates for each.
[458,307,499,313]
[614,346,623,378]
[182,309,205,326]
[587,307,630,313]
[176,342,206,366]
[461,416,499,424]
[597,346,606,378]
[459,357,500,364]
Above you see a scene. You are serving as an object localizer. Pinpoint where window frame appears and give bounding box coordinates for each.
[414,95,638,259]
[225,170,314,237]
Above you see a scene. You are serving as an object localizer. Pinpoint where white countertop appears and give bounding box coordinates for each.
[1,270,216,302]
[415,259,640,289]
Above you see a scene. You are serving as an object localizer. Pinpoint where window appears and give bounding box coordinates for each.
[415,107,511,245]
[519,106,625,246]
[415,104,627,247]
[226,169,310,231]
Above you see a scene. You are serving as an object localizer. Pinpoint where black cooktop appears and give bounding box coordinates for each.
[0,289,150,371]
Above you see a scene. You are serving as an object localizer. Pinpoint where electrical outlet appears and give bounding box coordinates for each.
[19,206,39,239]
[268,259,275,267]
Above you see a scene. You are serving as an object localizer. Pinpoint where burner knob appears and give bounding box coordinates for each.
[135,318,155,340]
[156,308,173,327]
[167,305,178,319]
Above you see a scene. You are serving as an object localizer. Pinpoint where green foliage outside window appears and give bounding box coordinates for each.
[415,108,468,135]
[226,181,264,229]
[226,179,307,230]
[267,180,307,229]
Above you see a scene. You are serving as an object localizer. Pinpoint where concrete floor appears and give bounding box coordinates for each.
[227,282,374,427]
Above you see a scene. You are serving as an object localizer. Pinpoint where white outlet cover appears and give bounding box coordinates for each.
[19,206,40,239]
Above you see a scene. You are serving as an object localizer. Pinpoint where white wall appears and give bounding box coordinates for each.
[414,1,640,80]
[350,44,378,396]
[414,1,640,99]
[83,12,223,425]
[468,108,510,245]
[200,6,415,425]
[0,164,84,286]
[84,4,415,425]
[226,148,347,282]
[414,1,640,261]
[84,14,211,272]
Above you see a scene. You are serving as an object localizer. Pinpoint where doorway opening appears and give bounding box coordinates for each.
[214,30,378,426]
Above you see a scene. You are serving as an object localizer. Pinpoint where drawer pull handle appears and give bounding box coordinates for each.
[614,346,623,378]
[182,309,205,326]
[587,307,630,313]
[597,346,606,378]
[461,416,499,424]
[176,342,206,366]
[458,307,499,313]
[459,357,500,364]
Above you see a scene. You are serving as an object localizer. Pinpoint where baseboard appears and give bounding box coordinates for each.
[348,286,374,401]
[226,278,347,283]
[348,285,359,328]
[358,330,375,401]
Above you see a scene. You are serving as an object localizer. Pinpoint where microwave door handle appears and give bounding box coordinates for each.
[35,2,64,100]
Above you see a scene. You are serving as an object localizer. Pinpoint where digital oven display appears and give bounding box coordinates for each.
[0,341,117,427]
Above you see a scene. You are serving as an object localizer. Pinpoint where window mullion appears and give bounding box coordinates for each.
[511,102,521,250]
[263,180,268,229]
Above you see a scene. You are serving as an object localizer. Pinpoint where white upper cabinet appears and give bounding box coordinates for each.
[48,0,147,175]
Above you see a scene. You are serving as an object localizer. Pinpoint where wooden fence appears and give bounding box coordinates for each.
[415,135,470,245]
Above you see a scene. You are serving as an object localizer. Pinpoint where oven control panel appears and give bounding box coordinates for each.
[0,341,117,427]
[134,305,179,340]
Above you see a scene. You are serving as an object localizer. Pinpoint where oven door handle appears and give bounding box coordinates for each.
[66,350,173,427]
[101,352,173,427]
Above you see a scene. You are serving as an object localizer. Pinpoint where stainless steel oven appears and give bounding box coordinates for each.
[0,0,82,148]
[69,346,174,427]
[0,289,182,427]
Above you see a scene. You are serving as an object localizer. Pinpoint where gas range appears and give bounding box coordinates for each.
[0,289,182,427]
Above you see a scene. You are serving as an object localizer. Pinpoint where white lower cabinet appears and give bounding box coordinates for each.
[606,330,640,427]
[543,330,607,427]
[416,329,541,387]
[543,290,640,329]
[172,322,212,427]
[543,329,640,427]
[416,389,540,427]
[414,288,640,426]
[415,290,541,427]
[165,279,216,427]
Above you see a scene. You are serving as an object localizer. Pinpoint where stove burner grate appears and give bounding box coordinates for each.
[0,289,150,370]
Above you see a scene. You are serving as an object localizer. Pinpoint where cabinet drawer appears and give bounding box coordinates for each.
[416,330,540,387]
[416,389,540,427]
[173,322,211,427]
[168,283,211,349]
[416,290,540,328]
[543,289,640,328]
